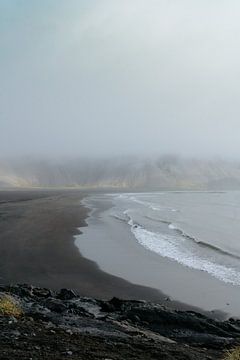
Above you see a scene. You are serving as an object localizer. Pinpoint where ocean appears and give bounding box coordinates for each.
[110,191,240,286]
[75,191,240,316]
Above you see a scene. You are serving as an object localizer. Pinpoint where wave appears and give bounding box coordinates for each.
[113,207,240,262]
[113,202,240,264]
[197,241,240,260]
[112,193,240,283]
[110,212,129,223]
[168,223,240,260]
[123,211,240,286]
[117,194,178,213]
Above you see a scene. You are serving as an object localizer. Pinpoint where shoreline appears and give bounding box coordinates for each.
[76,193,240,319]
[0,190,173,302]
[0,189,232,320]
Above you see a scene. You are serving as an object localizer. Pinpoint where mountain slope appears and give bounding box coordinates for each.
[1,156,240,190]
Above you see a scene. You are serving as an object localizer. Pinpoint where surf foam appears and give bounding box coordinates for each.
[125,213,240,286]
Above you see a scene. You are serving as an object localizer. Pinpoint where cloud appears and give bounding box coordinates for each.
[1,0,240,158]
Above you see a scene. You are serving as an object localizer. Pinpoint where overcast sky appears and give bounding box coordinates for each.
[1,0,240,159]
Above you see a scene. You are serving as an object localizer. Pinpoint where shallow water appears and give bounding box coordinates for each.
[75,191,240,316]
[110,191,240,286]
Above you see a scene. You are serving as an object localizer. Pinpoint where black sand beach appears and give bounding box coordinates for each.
[0,190,166,301]
[76,193,240,319]
[0,190,238,359]
[0,189,230,319]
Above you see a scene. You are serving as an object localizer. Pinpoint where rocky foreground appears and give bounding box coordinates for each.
[0,285,239,359]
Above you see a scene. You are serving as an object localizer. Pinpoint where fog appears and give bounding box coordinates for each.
[1,0,240,159]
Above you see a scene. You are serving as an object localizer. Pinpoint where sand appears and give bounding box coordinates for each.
[75,194,240,318]
[0,189,234,319]
[0,189,165,301]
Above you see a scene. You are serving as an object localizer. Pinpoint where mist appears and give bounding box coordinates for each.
[1,0,240,159]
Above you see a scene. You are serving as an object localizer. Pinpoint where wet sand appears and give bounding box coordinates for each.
[75,194,240,319]
[0,189,230,319]
[0,189,170,301]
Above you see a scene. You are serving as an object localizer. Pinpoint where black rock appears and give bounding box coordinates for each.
[121,303,240,348]
[100,298,144,313]
[44,299,68,313]
[68,303,93,317]
[1,283,239,358]
[109,297,125,311]
[32,287,53,298]
[7,284,34,298]
[57,289,77,301]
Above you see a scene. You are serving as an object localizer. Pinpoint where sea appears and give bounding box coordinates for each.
[110,191,240,286]
[75,191,240,315]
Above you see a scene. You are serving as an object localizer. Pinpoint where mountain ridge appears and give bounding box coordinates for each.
[1,156,240,190]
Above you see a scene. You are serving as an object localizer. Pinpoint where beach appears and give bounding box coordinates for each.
[0,189,237,359]
[75,192,240,319]
[1,189,240,320]
[0,189,168,302]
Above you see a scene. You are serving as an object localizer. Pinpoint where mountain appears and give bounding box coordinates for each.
[1,156,240,190]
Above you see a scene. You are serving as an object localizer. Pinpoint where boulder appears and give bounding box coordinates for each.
[57,289,77,301]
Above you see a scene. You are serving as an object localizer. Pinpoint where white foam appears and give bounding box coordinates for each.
[117,194,177,213]
[149,205,162,211]
[126,215,240,286]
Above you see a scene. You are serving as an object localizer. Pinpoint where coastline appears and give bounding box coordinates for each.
[0,188,234,320]
[75,193,240,319]
[0,189,170,301]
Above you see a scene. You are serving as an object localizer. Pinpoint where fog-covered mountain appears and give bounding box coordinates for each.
[1,156,240,190]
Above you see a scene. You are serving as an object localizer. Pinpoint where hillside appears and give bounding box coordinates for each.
[1,156,240,190]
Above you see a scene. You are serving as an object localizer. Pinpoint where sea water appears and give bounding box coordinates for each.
[109,191,240,286]
[75,191,240,315]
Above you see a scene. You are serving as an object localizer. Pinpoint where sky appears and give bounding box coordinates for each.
[1,0,240,159]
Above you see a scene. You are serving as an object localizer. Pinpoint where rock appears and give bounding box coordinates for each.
[100,301,116,313]
[10,330,21,338]
[44,322,55,329]
[8,284,34,298]
[66,329,73,335]
[44,299,68,313]
[9,316,18,324]
[100,297,126,312]
[32,287,53,298]
[68,302,93,317]
[24,303,51,320]
[121,303,240,348]
[0,284,239,359]
[57,289,77,300]
[129,314,140,322]
[109,297,125,310]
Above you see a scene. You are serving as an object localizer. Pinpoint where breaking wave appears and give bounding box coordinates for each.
[124,211,240,286]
